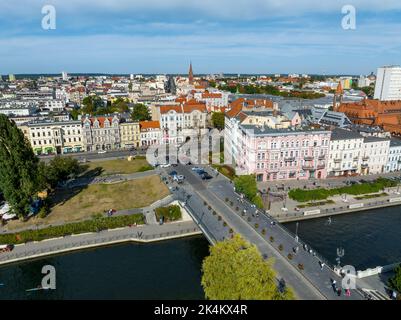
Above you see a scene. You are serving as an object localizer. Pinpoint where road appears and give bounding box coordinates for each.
[162,164,366,300]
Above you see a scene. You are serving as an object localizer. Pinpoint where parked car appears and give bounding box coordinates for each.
[97,150,107,154]
[200,172,213,180]
[191,167,203,172]
[0,244,14,253]
[160,164,171,168]
[173,175,185,182]
[169,170,178,176]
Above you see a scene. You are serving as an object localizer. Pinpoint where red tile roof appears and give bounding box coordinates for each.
[140,120,160,130]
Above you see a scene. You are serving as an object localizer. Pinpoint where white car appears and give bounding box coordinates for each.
[173,175,185,182]
[160,164,171,168]
[97,150,107,154]
[0,202,10,215]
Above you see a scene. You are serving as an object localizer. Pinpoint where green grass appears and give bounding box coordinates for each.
[0,214,144,244]
[85,158,152,176]
[155,205,182,222]
[289,178,397,202]
[297,200,335,208]
[354,192,389,200]
[213,164,237,180]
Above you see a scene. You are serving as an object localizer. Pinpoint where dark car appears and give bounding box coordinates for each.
[169,170,178,176]
[201,172,213,180]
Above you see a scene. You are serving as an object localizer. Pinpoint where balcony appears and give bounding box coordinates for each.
[284,157,295,162]
[317,164,325,170]
[353,157,359,161]
[362,156,369,161]
[361,163,369,168]
[334,158,342,163]
[318,155,325,160]
[304,156,314,161]
[302,165,315,171]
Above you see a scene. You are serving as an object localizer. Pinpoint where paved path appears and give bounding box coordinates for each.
[0,220,201,266]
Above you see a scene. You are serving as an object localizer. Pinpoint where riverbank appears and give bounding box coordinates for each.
[0,220,201,266]
[276,197,401,222]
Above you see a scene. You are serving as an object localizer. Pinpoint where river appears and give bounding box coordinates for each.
[284,206,401,271]
[0,236,209,300]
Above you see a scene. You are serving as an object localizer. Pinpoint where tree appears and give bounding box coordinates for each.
[112,97,129,113]
[131,103,151,121]
[389,265,401,294]
[0,115,40,216]
[81,96,104,114]
[44,156,82,188]
[201,234,295,300]
[211,112,225,130]
[234,175,258,200]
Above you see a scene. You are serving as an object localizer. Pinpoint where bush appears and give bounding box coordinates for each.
[288,253,293,260]
[138,165,153,172]
[298,264,304,270]
[278,244,283,251]
[154,205,182,222]
[225,198,229,202]
[218,216,222,221]
[269,236,274,243]
[289,178,397,202]
[254,223,259,229]
[208,205,212,210]
[261,229,266,235]
[229,228,234,234]
[0,214,145,244]
[247,217,251,222]
[212,210,217,215]
[223,221,227,227]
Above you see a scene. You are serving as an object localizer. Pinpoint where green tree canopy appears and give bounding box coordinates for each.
[81,95,105,114]
[111,97,130,113]
[131,103,151,121]
[0,115,40,216]
[389,265,401,294]
[42,156,82,188]
[211,112,225,130]
[201,234,295,300]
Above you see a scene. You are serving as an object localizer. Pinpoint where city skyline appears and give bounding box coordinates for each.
[1,0,401,74]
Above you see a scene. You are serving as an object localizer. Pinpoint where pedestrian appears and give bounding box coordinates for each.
[337,288,342,296]
[346,289,351,297]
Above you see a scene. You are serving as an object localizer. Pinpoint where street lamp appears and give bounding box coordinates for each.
[295,222,299,243]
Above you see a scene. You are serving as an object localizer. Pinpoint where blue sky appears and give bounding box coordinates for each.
[1,0,401,75]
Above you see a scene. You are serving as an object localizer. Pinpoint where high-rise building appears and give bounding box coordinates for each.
[61,71,68,81]
[374,66,401,101]
[8,74,16,82]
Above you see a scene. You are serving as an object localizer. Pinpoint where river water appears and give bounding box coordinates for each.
[0,236,209,300]
[284,206,401,271]
[1,206,400,299]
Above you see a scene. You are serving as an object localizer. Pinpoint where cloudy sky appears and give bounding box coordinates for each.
[1,0,401,75]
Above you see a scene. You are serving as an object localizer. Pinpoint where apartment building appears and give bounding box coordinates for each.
[82,115,121,151]
[140,120,162,147]
[360,136,390,175]
[385,139,401,173]
[26,120,83,155]
[119,121,140,149]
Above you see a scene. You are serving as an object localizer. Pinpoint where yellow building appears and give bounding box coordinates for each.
[119,121,140,148]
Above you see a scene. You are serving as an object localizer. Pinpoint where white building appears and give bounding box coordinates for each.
[328,128,364,177]
[385,139,401,173]
[27,120,84,155]
[140,120,162,147]
[62,71,68,81]
[374,66,401,101]
[360,136,390,175]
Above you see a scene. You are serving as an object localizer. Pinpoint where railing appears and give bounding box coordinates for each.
[284,157,295,162]
[317,164,325,170]
[302,165,315,170]
[304,156,314,161]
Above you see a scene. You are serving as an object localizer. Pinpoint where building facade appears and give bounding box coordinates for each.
[374,66,401,101]
[385,139,401,173]
[140,120,162,147]
[82,115,121,151]
[119,121,140,149]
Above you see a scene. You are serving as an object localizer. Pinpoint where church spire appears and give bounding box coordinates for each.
[333,81,344,111]
[188,61,194,85]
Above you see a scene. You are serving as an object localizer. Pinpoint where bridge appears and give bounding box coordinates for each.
[164,164,379,300]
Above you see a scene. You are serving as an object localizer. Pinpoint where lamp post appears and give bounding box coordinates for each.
[295,222,299,243]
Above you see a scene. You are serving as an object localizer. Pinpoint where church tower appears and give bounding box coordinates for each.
[188,62,194,85]
[333,82,344,111]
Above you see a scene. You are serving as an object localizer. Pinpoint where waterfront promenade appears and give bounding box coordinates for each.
[0,220,201,266]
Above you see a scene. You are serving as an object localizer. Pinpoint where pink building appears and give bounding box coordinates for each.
[235,124,331,181]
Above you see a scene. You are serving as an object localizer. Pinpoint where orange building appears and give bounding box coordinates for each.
[337,99,401,135]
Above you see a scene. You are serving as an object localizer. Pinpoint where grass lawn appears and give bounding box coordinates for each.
[84,158,153,176]
[5,175,170,230]
[212,164,237,180]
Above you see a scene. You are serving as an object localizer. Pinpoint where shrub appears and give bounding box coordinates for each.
[0,214,144,244]
[204,201,207,206]
[229,228,234,234]
[208,205,212,210]
[298,263,304,270]
[235,207,239,211]
[229,201,233,206]
[223,221,227,227]
[278,244,283,251]
[261,229,266,235]
[247,217,251,222]
[218,216,222,221]
[225,198,229,202]
[269,236,274,243]
[288,253,293,260]
[254,223,259,229]
[212,210,217,215]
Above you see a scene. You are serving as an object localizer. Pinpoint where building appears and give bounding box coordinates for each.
[119,121,140,149]
[140,120,161,147]
[234,124,331,181]
[188,62,194,85]
[360,136,390,175]
[8,74,15,82]
[62,71,68,81]
[158,102,208,146]
[337,99,401,135]
[385,139,401,173]
[26,120,83,155]
[327,128,364,177]
[374,66,401,101]
[82,115,121,151]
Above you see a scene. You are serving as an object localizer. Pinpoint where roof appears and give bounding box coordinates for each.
[83,116,118,128]
[390,139,401,147]
[239,124,329,137]
[363,136,390,143]
[139,120,160,130]
[331,128,363,141]
[160,105,182,114]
